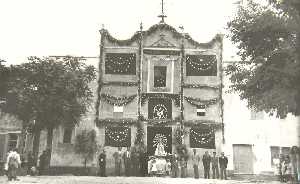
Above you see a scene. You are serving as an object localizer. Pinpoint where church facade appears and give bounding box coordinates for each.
[92,21,224,175]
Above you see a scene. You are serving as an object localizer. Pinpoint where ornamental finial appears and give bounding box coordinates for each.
[158,0,167,23]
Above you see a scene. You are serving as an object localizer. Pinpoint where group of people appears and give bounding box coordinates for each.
[191,150,228,179]
[274,154,293,182]
[98,147,148,177]
[98,147,228,179]
[3,148,51,181]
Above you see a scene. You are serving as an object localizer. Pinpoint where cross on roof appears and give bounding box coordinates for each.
[158,0,167,23]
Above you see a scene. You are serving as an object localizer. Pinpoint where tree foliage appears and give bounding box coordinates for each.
[226,0,300,118]
[3,56,96,129]
[74,129,97,169]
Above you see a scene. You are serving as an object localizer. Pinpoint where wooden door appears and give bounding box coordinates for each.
[233,144,254,174]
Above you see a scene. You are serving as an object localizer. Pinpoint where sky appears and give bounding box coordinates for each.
[0,0,240,65]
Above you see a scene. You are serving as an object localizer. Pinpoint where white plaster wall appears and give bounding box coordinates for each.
[223,72,299,174]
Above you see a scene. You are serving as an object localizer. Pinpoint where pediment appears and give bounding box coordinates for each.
[149,34,176,48]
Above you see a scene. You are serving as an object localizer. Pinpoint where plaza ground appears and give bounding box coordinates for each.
[0,176,283,184]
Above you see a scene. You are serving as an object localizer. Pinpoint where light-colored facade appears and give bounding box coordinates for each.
[222,63,299,175]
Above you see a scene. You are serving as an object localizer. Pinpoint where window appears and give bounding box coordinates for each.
[250,109,264,120]
[105,53,136,75]
[8,133,18,151]
[197,105,206,116]
[154,66,167,87]
[63,127,73,144]
[186,55,217,76]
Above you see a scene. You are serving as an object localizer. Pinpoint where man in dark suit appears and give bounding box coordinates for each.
[219,152,228,180]
[202,151,211,179]
[123,147,131,176]
[98,149,106,177]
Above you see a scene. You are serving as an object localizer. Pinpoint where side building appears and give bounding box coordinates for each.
[222,62,299,176]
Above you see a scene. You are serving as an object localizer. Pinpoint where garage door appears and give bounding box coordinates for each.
[233,144,254,174]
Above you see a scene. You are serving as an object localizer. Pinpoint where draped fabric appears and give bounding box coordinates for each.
[147,126,172,156]
[190,127,215,149]
[148,98,172,119]
[105,126,131,147]
[186,55,217,76]
[105,53,136,75]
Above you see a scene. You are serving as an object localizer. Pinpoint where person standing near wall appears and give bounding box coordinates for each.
[211,151,219,179]
[113,147,123,176]
[219,152,228,180]
[6,148,21,181]
[171,153,179,178]
[202,151,211,179]
[180,157,187,178]
[123,147,131,176]
[39,150,47,175]
[98,149,106,177]
[191,149,200,179]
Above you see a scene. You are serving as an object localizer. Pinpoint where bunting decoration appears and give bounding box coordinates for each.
[101,93,137,106]
[105,53,136,75]
[190,127,215,149]
[105,126,131,147]
[186,55,217,76]
[182,83,219,90]
[101,81,138,86]
[184,96,219,107]
[141,93,180,107]
[97,118,137,126]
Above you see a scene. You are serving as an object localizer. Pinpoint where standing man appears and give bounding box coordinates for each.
[123,147,131,176]
[131,149,140,176]
[211,151,219,179]
[219,152,228,180]
[39,150,47,175]
[171,153,179,178]
[202,151,211,179]
[191,149,200,179]
[6,148,21,181]
[113,147,123,176]
[98,149,106,177]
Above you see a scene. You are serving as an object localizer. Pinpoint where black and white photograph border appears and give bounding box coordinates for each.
[0,0,299,183]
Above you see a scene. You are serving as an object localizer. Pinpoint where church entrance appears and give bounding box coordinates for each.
[147,126,172,156]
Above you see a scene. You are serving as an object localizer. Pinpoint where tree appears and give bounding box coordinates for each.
[3,56,96,163]
[226,0,300,118]
[74,129,97,174]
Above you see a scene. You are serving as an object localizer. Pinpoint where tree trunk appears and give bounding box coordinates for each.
[46,127,53,169]
[32,130,40,166]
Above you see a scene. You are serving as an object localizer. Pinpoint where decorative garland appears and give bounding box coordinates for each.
[101,24,222,49]
[183,120,222,129]
[105,126,131,147]
[106,127,130,143]
[105,53,136,74]
[101,93,137,106]
[184,96,219,107]
[186,55,216,71]
[101,81,138,86]
[182,83,219,90]
[141,93,180,107]
[190,129,215,144]
[97,118,137,126]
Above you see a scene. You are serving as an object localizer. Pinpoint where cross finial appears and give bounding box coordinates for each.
[158,0,167,23]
